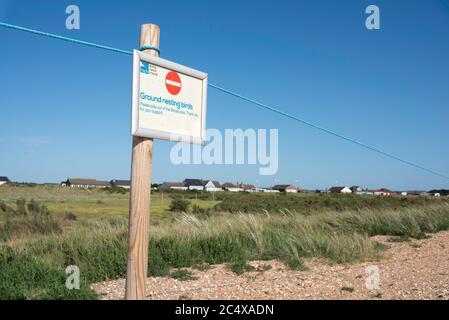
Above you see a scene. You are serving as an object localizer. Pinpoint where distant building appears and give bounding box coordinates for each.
[272,184,298,193]
[430,192,441,197]
[159,182,187,191]
[372,188,396,196]
[183,179,204,191]
[262,188,280,193]
[351,186,363,194]
[110,179,131,189]
[222,182,242,192]
[238,183,256,192]
[63,178,110,189]
[0,176,10,186]
[203,180,222,192]
[406,191,429,196]
[328,186,352,194]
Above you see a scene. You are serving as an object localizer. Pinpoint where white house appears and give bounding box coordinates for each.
[239,183,257,192]
[183,179,204,191]
[432,192,441,197]
[110,179,131,189]
[222,182,243,192]
[160,182,188,191]
[203,180,222,192]
[262,188,280,193]
[63,178,110,189]
[272,184,298,193]
[328,186,352,194]
[0,176,10,186]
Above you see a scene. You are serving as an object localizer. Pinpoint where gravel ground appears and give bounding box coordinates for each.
[92,230,449,300]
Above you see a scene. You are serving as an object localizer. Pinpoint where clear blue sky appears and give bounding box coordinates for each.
[0,0,448,190]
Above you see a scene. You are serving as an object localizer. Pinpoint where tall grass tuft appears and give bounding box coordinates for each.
[0,200,61,241]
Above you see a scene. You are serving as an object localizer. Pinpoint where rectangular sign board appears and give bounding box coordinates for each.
[132,50,208,144]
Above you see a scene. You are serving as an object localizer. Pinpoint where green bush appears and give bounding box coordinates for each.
[169,199,190,212]
[226,261,255,275]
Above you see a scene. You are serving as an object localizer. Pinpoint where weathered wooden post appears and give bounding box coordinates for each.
[125,23,160,300]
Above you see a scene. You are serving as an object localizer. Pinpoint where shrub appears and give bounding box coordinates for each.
[64,212,78,221]
[169,269,198,281]
[169,199,190,212]
[227,261,255,275]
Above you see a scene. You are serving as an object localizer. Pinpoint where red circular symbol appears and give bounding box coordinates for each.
[165,71,182,95]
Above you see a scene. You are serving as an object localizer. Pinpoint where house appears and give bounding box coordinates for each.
[0,176,10,186]
[429,189,449,196]
[238,183,256,192]
[183,179,204,191]
[160,182,187,191]
[110,179,131,189]
[222,182,242,192]
[203,180,222,192]
[351,186,363,194]
[63,178,110,189]
[297,188,309,193]
[372,188,396,196]
[262,188,280,193]
[272,184,297,193]
[328,186,352,194]
[406,191,429,196]
[430,192,441,197]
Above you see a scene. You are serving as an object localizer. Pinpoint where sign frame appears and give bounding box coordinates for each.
[132,49,208,144]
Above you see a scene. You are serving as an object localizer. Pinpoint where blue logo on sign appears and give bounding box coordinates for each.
[140,61,149,74]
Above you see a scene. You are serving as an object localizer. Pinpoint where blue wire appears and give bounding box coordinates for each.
[0,22,133,55]
[1,21,448,181]
[208,83,449,181]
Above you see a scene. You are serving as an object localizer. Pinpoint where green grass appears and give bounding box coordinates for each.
[192,262,212,271]
[214,192,443,214]
[169,269,198,281]
[226,261,256,275]
[0,185,218,224]
[1,185,449,299]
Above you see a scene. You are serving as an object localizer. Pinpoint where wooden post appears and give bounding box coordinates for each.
[125,23,160,300]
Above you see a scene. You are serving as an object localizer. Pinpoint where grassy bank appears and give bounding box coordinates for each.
[0,185,219,223]
[1,200,449,299]
[214,192,441,214]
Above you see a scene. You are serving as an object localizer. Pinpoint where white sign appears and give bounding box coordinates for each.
[132,50,208,144]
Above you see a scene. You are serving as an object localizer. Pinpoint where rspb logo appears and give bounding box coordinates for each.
[140,61,149,74]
